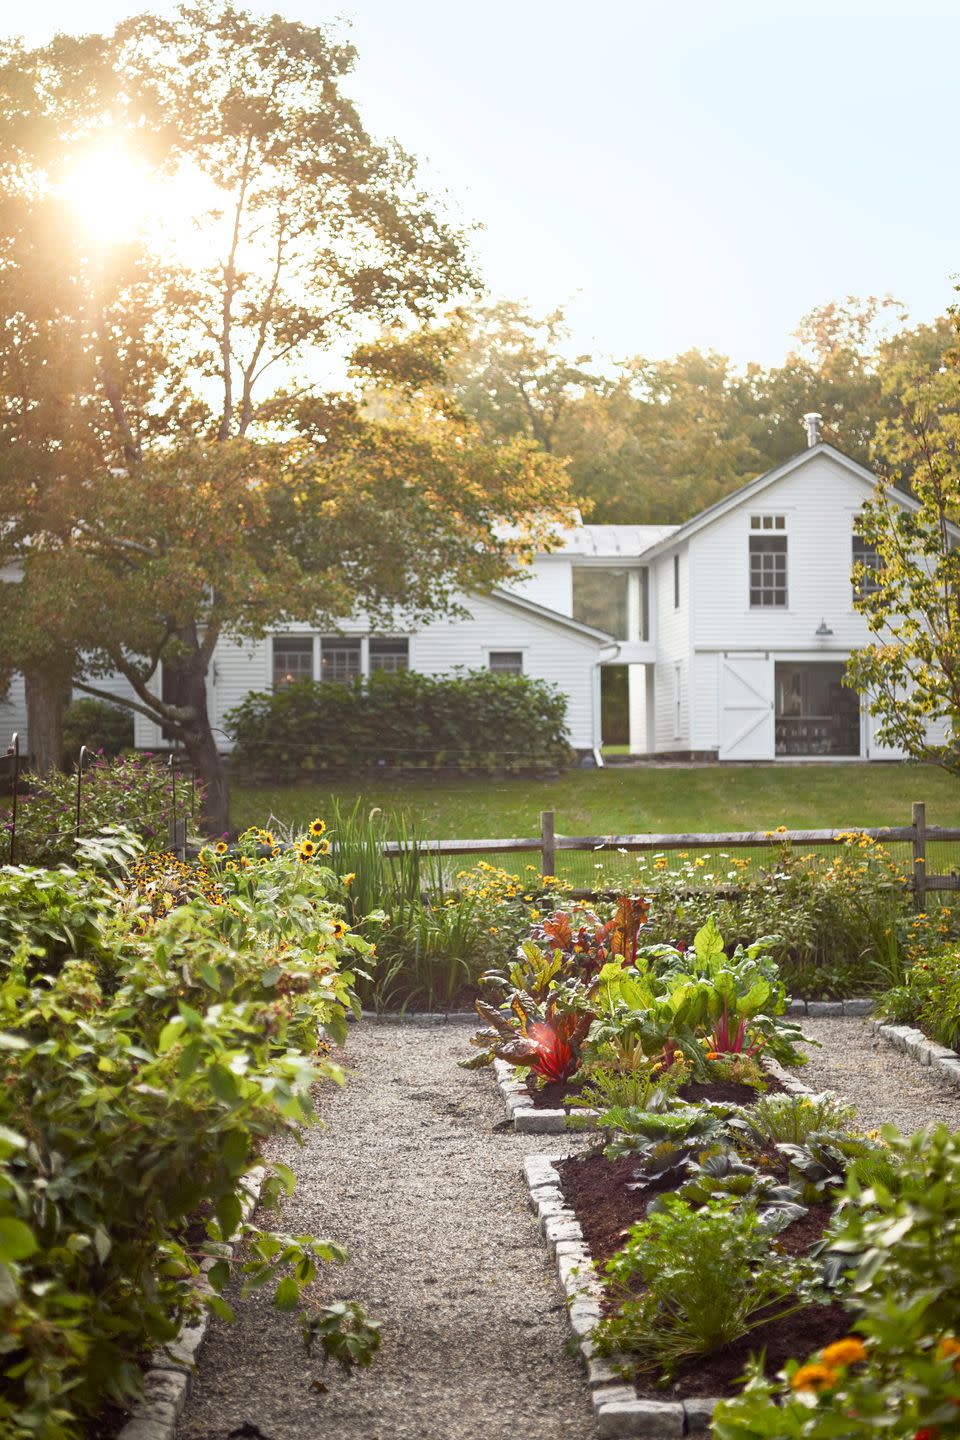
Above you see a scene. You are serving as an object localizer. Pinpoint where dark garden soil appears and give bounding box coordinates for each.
[555,1147,848,1399]
[524,1065,787,1110]
[84,1398,132,1438]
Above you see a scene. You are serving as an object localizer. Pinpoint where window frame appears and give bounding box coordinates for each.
[748,530,789,609]
[487,650,525,676]
[272,635,315,689]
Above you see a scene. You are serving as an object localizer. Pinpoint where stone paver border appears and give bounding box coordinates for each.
[115,1166,265,1440]
[786,998,875,1017]
[523,1056,815,1436]
[871,1018,960,1086]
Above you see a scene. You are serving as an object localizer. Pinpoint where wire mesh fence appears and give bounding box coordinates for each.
[1,732,199,864]
[381,807,960,908]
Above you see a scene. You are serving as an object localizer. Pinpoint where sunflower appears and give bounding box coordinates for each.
[260,831,275,848]
[225,861,237,873]
[299,840,316,861]
[316,838,331,855]
[309,818,327,837]
[342,872,356,887]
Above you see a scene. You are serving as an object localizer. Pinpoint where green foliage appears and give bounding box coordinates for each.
[744,1093,858,1148]
[60,698,134,764]
[4,753,189,867]
[622,839,913,998]
[595,1195,818,1378]
[877,942,960,1051]
[847,327,960,775]
[444,296,955,525]
[0,844,375,1438]
[713,1125,960,1437]
[226,669,572,782]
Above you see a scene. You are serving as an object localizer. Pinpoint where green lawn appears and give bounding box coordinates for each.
[232,762,960,840]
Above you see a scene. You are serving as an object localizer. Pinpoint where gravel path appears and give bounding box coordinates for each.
[788,1016,960,1131]
[176,1021,597,1440]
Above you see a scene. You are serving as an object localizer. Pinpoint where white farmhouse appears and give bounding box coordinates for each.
[0,417,946,764]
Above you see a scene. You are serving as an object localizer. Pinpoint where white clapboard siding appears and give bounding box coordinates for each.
[652,550,690,751]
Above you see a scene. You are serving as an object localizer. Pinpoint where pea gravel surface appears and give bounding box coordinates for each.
[787,1015,960,1131]
[175,1021,598,1440]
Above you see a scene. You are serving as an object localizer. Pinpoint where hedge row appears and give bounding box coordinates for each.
[225,669,572,781]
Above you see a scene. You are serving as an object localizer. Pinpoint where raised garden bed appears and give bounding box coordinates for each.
[520,1059,858,1437]
[494,1056,791,1133]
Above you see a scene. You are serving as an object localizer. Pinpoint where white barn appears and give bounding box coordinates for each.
[1,424,949,763]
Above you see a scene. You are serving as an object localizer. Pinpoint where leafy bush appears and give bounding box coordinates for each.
[61,697,134,763]
[713,1125,960,1438]
[0,835,376,1438]
[617,836,914,998]
[226,667,572,780]
[595,1195,818,1378]
[4,753,193,866]
[877,942,960,1050]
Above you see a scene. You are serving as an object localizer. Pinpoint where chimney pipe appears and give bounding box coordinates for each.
[803,412,823,448]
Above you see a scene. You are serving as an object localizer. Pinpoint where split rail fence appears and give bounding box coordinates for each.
[382,805,960,909]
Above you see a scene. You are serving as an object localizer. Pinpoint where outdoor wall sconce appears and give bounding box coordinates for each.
[815,618,834,638]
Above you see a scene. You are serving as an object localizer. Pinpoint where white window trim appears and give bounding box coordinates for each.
[673,663,682,739]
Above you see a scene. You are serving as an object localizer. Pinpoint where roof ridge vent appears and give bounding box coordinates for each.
[802,411,823,448]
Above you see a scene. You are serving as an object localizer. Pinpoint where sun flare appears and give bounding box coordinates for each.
[59,141,224,266]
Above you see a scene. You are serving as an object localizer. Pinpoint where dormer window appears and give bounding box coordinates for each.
[749,516,787,607]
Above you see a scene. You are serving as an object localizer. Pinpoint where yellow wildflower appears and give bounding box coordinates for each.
[790,1363,839,1393]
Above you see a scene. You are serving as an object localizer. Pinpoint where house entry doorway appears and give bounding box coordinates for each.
[774,662,860,757]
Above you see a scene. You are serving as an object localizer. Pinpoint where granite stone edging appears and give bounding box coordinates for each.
[870,1018,960,1085]
[785,997,875,1018]
[114,1166,266,1440]
[522,1059,816,1437]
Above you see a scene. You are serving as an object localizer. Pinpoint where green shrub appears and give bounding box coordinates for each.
[0,838,376,1438]
[61,697,134,763]
[5,753,191,866]
[225,667,572,781]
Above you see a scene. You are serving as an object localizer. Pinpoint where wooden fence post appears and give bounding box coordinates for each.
[912,800,927,911]
[540,810,555,879]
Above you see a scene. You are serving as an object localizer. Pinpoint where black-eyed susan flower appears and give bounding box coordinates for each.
[330,919,347,940]
[215,841,228,855]
[309,818,327,837]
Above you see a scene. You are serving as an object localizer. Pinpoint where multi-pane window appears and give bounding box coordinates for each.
[273,637,313,688]
[749,529,788,607]
[369,638,409,673]
[852,523,883,598]
[320,638,361,683]
[488,651,523,675]
[750,514,786,531]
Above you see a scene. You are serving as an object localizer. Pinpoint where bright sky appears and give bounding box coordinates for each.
[11,0,960,368]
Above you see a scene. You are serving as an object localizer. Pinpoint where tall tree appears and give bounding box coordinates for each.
[0,5,574,829]
[846,324,960,776]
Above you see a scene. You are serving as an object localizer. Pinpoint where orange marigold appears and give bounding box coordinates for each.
[820,1338,867,1368]
[791,1363,840,1393]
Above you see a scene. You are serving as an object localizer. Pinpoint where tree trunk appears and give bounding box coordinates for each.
[24,665,72,773]
[168,637,230,836]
